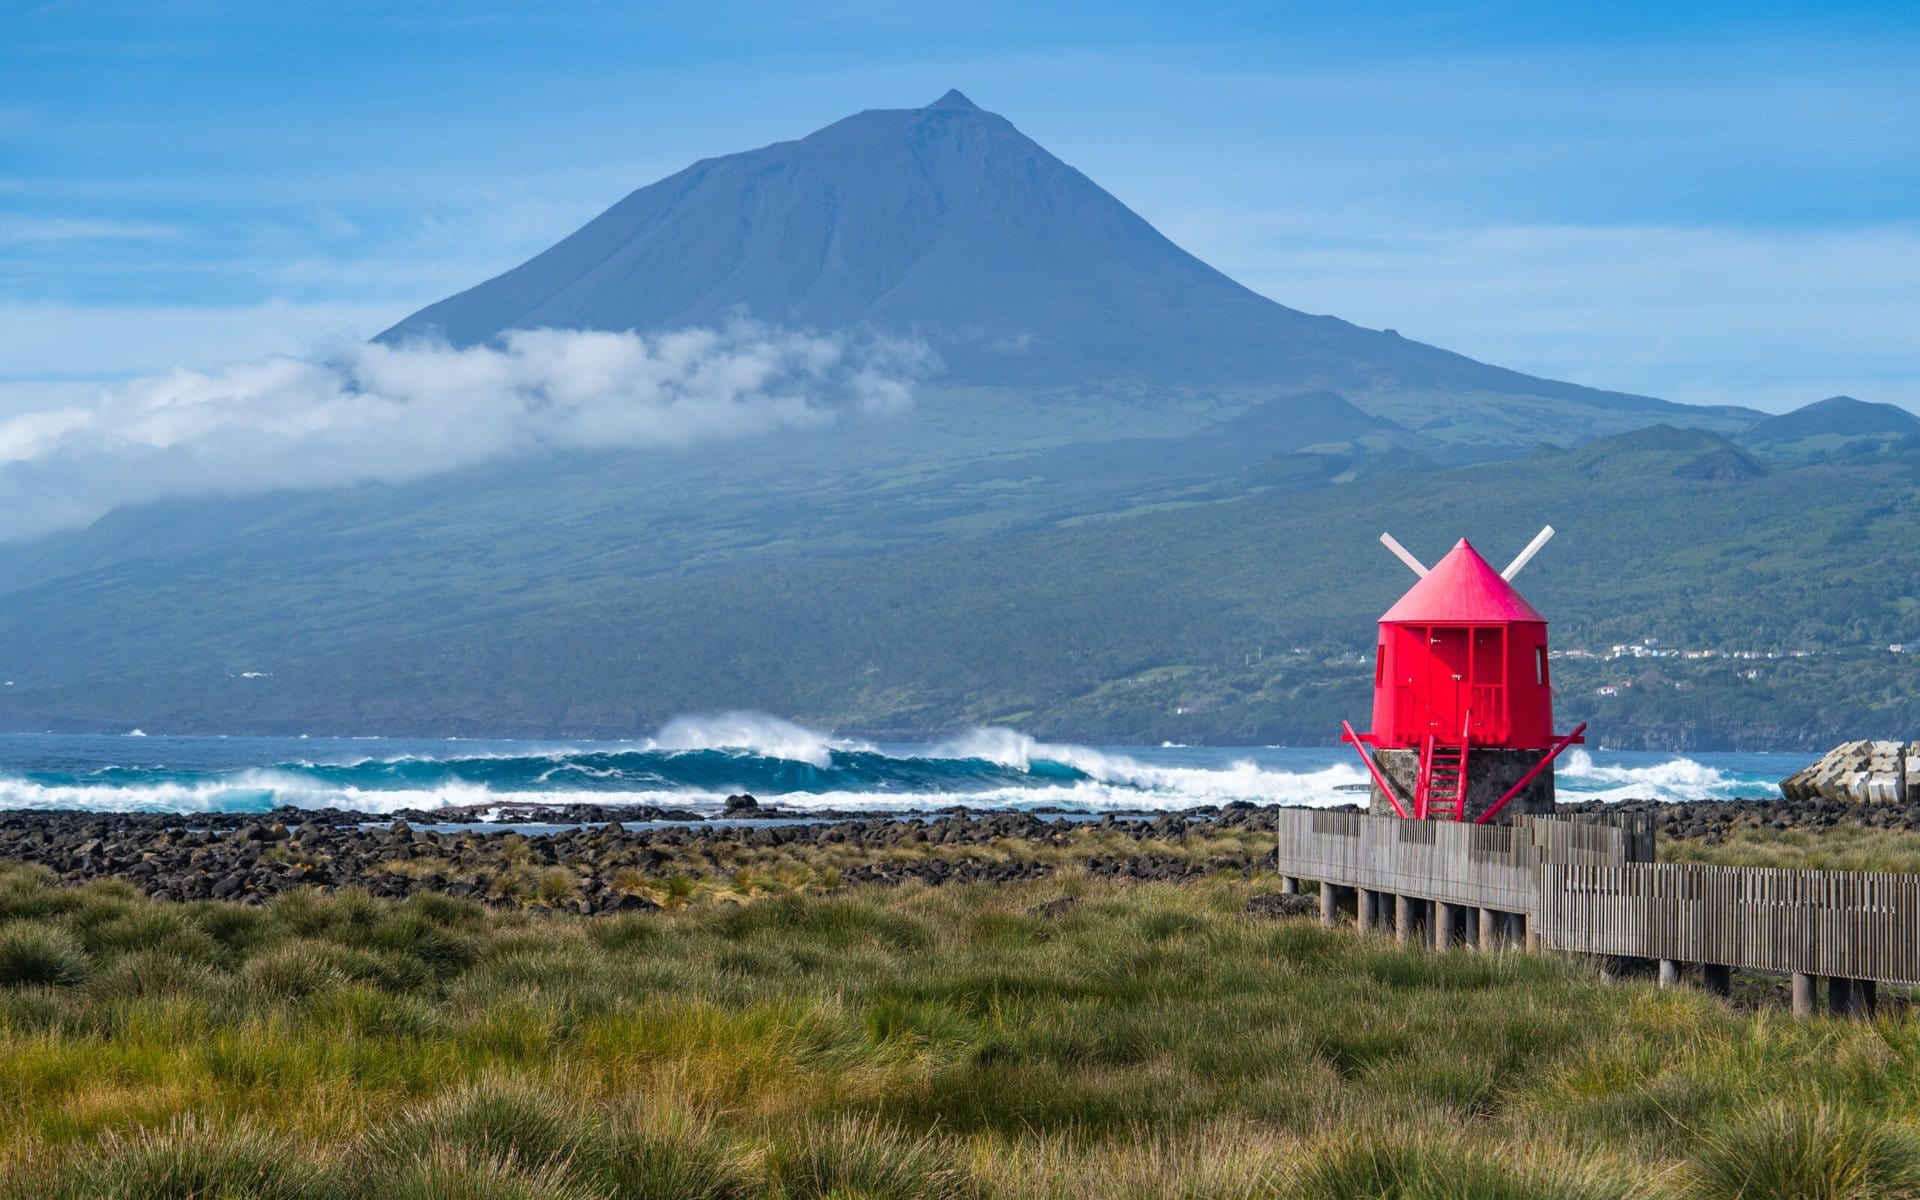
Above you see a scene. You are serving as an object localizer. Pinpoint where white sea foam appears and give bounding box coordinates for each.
[0,754,1368,817]
[1556,749,1770,803]
[648,712,874,768]
[0,769,394,814]
[0,773,630,816]
[0,717,1778,815]
[925,726,1365,806]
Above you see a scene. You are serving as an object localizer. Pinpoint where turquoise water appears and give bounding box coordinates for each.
[0,714,1790,816]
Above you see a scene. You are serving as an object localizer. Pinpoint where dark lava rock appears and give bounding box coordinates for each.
[1242,893,1317,920]
[723,793,760,815]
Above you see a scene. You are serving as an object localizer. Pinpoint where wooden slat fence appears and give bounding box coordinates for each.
[1276,808,1920,986]
[1538,864,1920,985]
[1275,808,1646,914]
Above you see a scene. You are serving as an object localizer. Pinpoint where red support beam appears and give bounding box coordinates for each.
[1341,721,1409,818]
[1414,733,1435,819]
[1473,723,1588,825]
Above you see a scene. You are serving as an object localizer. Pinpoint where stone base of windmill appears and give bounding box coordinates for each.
[1367,749,1557,823]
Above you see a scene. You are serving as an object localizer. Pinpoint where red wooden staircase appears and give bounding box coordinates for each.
[1415,735,1470,820]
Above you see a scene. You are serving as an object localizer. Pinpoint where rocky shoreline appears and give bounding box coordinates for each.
[1557,795,1920,840]
[0,795,1907,910]
[0,801,1275,910]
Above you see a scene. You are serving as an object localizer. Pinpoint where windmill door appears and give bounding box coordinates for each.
[1428,625,1470,739]
[1397,625,1507,743]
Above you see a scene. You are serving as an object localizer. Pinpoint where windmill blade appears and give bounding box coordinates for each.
[1379,532,1429,577]
[1501,525,1555,581]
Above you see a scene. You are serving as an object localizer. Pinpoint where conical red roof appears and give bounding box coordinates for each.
[1379,538,1546,624]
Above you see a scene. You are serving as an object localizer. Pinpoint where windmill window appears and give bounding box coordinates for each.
[1536,646,1549,686]
[1375,645,1385,686]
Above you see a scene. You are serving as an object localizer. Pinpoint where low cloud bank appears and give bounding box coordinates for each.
[0,323,929,538]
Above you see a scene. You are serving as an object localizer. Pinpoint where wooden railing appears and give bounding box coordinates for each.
[1275,808,1920,988]
[1536,863,1920,986]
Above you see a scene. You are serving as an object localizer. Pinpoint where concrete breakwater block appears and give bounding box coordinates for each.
[1779,739,1920,804]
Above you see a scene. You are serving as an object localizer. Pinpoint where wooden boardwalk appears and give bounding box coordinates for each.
[1275,808,1920,1013]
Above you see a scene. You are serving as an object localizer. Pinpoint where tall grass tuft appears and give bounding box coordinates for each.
[375,1145,602,1200]
[768,1117,968,1200]
[969,1124,1293,1200]
[370,1078,600,1178]
[536,869,583,908]
[0,864,70,921]
[1287,1133,1639,1200]
[240,939,351,1000]
[0,919,91,988]
[85,945,221,1000]
[1679,1103,1920,1200]
[600,1105,754,1200]
[7,1115,338,1200]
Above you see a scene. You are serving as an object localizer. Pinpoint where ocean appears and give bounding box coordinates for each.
[0,713,1790,817]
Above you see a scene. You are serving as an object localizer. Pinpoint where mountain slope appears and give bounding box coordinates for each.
[2,430,1917,750]
[380,90,1734,426]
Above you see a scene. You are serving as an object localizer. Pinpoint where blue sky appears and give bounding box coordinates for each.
[3,0,1917,412]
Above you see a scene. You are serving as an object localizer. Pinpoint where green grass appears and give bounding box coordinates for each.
[0,861,1917,1197]
[1665,825,1920,874]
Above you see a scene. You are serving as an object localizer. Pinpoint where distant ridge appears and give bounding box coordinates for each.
[1742,396,1920,443]
[381,91,1692,412]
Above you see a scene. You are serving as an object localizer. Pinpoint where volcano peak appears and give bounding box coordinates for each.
[925,88,980,111]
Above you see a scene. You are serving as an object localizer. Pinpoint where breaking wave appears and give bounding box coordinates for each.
[0,713,1368,815]
[1555,749,1772,803]
[0,714,1782,815]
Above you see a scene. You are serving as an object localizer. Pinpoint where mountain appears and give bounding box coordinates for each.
[0,89,1852,750]
[380,90,1754,451]
[1745,396,1920,441]
[1739,396,1920,460]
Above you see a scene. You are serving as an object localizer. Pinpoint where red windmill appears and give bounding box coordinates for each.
[1341,527,1587,823]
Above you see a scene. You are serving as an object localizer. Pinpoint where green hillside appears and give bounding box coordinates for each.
[3,425,1916,750]
[0,90,1798,754]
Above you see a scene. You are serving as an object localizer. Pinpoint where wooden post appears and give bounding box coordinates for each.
[1792,972,1817,1018]
[1658,959,1681,989]
[1395,893,1416,947]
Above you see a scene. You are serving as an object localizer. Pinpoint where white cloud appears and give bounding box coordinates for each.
[0,213,180,244]
[0,323,929,539]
